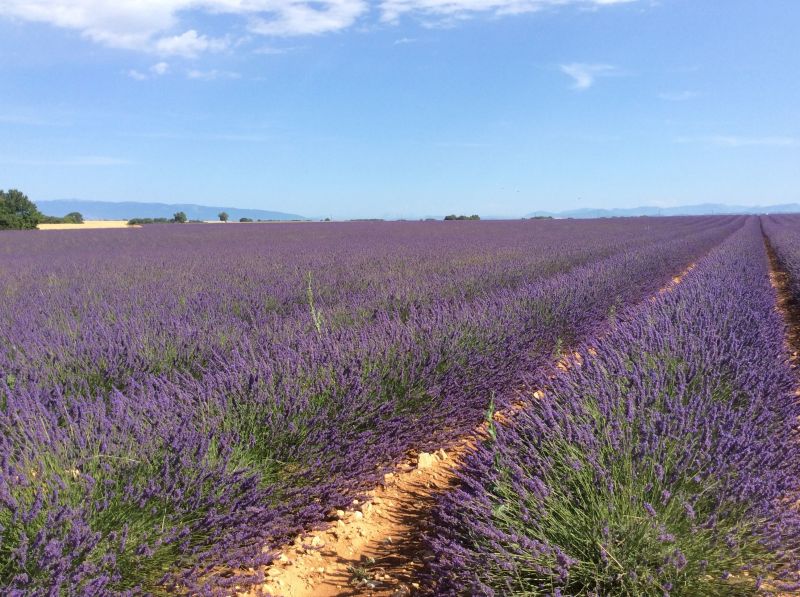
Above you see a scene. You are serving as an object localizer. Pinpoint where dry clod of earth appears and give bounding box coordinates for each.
[415,452,436,470]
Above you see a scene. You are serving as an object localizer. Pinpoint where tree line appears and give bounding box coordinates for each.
[128,212,255,225]
[444,214,481,221]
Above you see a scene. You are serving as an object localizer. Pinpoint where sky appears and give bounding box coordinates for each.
[0,0,798,219]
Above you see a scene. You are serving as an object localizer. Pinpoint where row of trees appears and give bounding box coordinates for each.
[0,189,83,229]
[40,212,84,224]
[220,213,257,223]
[128,212,189,225]
[128,212,254,225]
[128,212,248,225]
[444,214,481,221]
[218,213,258,222]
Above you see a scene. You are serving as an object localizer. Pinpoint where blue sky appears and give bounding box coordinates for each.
[0,0,798,219]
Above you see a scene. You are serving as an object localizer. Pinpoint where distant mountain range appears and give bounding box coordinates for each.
[527,203,800,219]
[35,200,800,222]
[38,199,307,221]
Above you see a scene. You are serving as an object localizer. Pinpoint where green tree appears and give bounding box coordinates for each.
[173,211,187,223]
[239,217,253,222]
[0,189,42,229]
[63,212,84,224]
[218,211,229,222]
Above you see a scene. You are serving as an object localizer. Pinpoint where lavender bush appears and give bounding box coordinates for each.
[425,217,800,596]
[0,218,741,593]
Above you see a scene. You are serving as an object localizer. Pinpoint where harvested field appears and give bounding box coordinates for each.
[37,219,132,230]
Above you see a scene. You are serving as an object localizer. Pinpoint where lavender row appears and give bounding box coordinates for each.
[0,218,740,593]
[425,217,800,596]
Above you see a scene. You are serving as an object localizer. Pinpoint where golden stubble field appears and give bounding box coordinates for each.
[37,220,133,230]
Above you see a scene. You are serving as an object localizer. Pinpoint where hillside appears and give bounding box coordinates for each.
[527,203,800,219]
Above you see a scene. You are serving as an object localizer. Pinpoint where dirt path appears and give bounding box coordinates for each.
[764,233,800,365]
[761,230,800,597]
[243,263,698,597]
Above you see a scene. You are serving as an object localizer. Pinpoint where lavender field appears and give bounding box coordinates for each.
[2,216,799,595]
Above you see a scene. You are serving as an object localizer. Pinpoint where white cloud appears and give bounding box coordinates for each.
[127,69,148,80]
[659,90,700,102]
[153,30,227,57]
[253,45,301,54]
[676,135,800,148]
[0,0,636,54]
[393,36,417,44]
[380,0,635,25]
[127,62,170,80]
[0,0,367,54]
[559,63,620,90]
[150,61,170,75]
[186,68,241,80]
[248,0,366,36]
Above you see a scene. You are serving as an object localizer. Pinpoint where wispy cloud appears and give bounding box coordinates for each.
[659,90,700,102]
[253,45,302,55]
[248,1,367,36]
[128,62,171,80]
[2,155,133,166]
[153,30,228,58]
[381,0,637,25]
[559,63,621,90]
[394,37,417,45]
[127,131,271,142]
[186,69,241,81]
[127,69,148,81]
[0,114,55,126]
[150,62,170,76]
[0,0,638,55]
[676,135,800,148]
